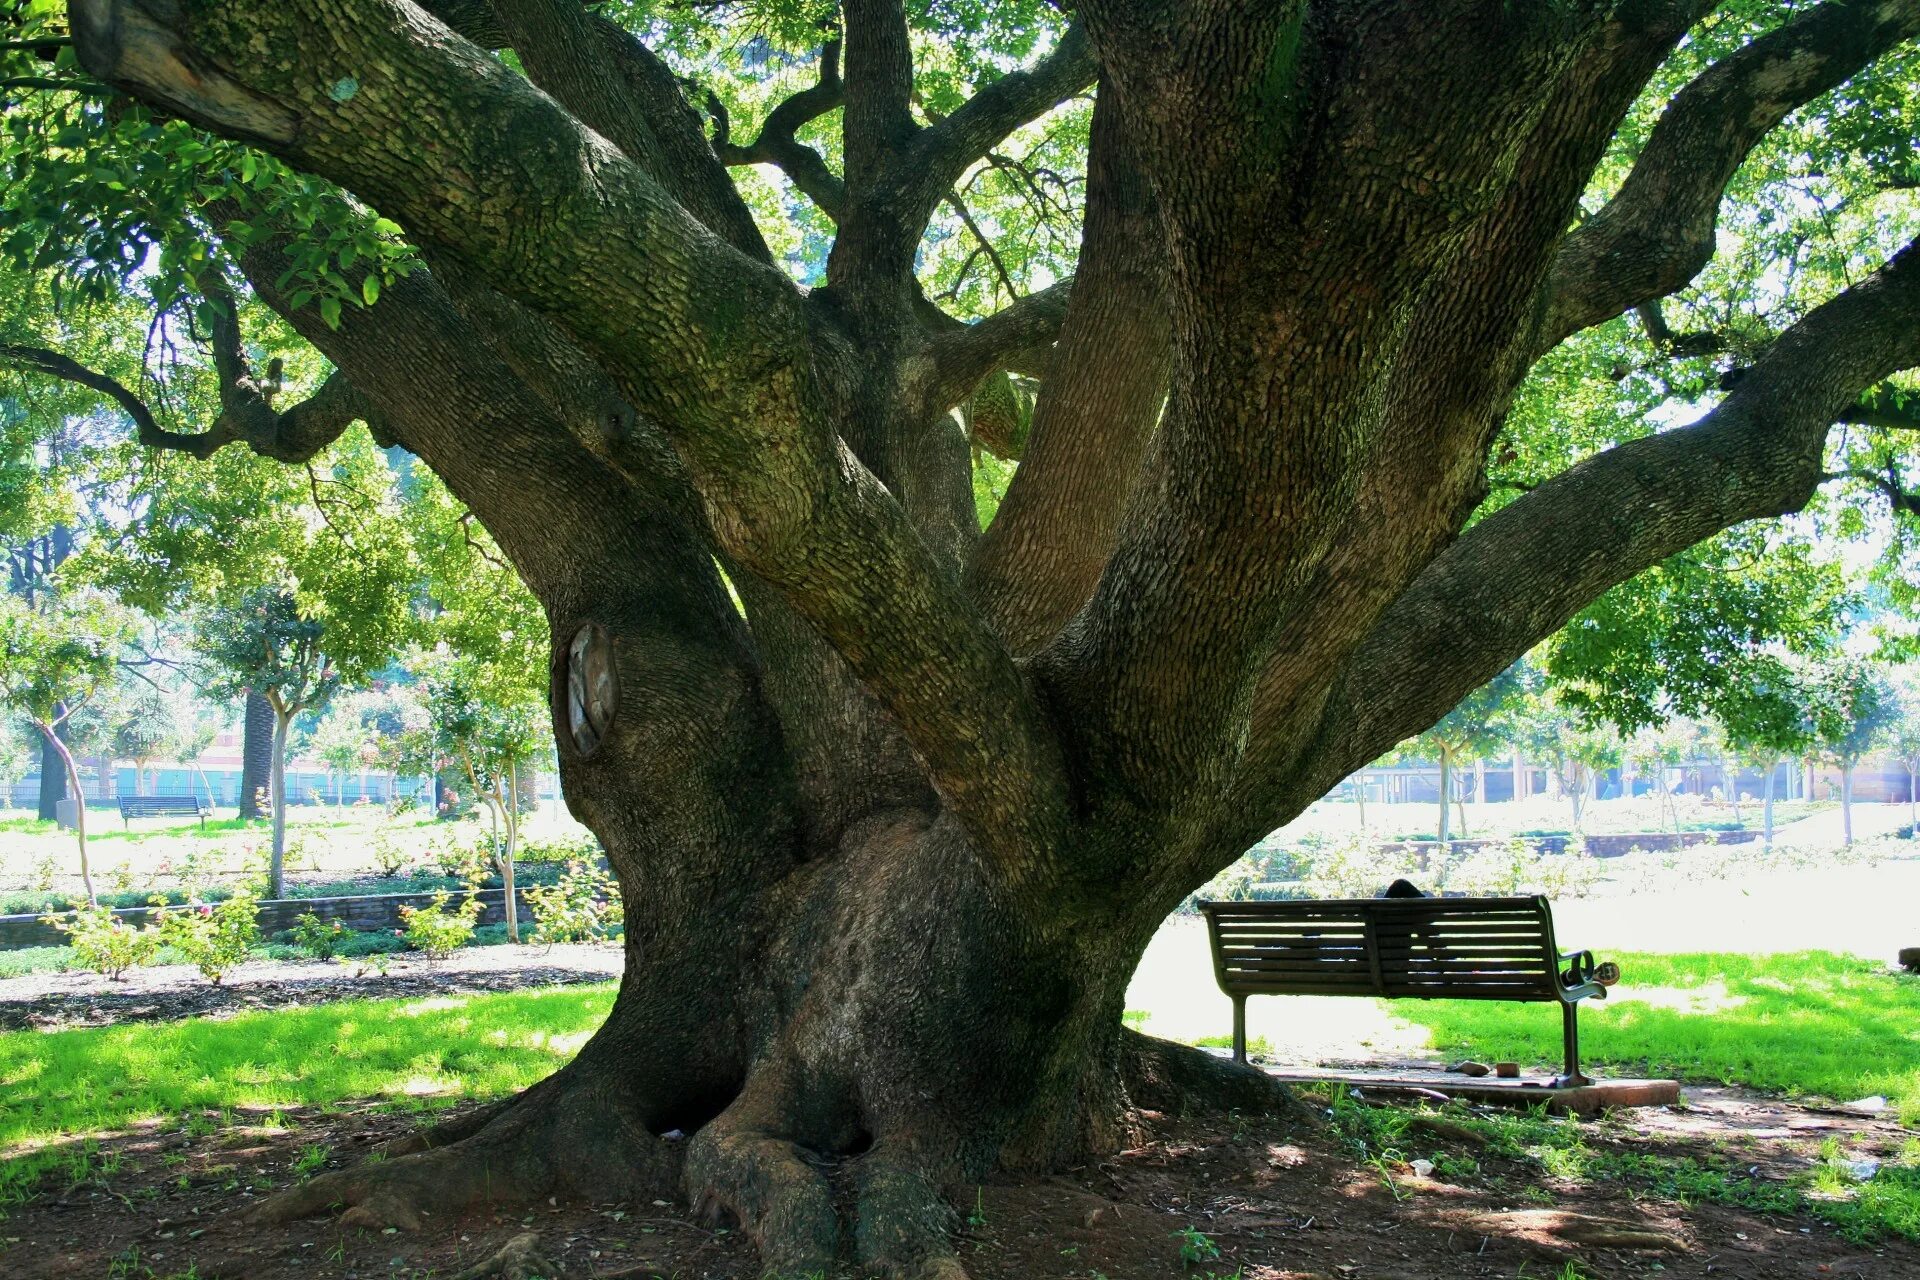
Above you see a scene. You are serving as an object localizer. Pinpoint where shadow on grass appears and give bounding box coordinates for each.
[1390,950,1920,1120]
[0,982,616,1206]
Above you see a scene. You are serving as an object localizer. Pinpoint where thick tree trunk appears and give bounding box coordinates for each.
[239,688,275,820]
[1841,763,1854,846]
[266,762,1293,1276]
[35,713,66,821]
[1436,753,1452,844]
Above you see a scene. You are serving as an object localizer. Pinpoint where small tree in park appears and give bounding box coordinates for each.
[405,479,553,940]
[1810,660,1898,847]
[195,582,408,896]
[1886,673,1920,839]
[0,592,132,904]
[1713,655,1821,847]
[1512,688,1619,832]
[309,694,374,806]
[415,653,548,942]
[1395,663,1528,842]
[108,680,178,796]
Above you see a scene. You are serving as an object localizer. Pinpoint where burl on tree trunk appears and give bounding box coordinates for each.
[59,0,1920,1274]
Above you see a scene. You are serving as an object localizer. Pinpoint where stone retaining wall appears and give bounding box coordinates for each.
[0,885,536,951]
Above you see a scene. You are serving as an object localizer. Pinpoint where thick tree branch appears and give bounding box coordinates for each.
[493,0,772,261]
[964,83,1169,656]
[711,38,846,220]
[0,337,365,464]
[926,277,1074,413]
[1285,235,1920,833]
[1543,0,1920,348]
[907,25,1093,205]
[72,0,1071,881]
[828,22,1093,289]
[842,0,917,190]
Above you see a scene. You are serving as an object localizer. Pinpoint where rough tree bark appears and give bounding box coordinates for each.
[238,688,274,820]
[41,0,1920,1274]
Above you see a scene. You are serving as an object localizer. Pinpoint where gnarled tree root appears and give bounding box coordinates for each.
[1121,1027,1305,1120]
[254,1068,677,1231]
[450,1232,567,1280]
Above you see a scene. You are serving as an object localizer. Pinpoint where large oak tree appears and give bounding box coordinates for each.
[8,0,1920,1273]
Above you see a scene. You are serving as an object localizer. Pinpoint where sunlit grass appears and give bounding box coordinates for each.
[0,982,615,1209]
[1391,951,1920,1123]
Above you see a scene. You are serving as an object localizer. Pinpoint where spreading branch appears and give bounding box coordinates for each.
[1280,234,1920,835]
[71,0,1071,879]
[927,277,1074,413]
[711,37,846,219]
[0,330,365,463]
[1543,0,1920,348]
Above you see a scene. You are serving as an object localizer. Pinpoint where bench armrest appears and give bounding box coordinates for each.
[1557,950,1609,1001]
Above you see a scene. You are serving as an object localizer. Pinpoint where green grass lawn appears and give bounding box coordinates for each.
[1388,950,1920,1124]
[0,982,616,1210]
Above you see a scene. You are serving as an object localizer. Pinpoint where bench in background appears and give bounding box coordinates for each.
[117,794,211,829]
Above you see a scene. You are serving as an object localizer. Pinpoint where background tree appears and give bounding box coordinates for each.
[1886,671,1920,838]
[1810,658,1898,847]
[106,679,176,797]
[195,577,410,895]
[1394,664,1528,842]
[7,0,1920,1269]
[0,715,30,809]
[1712,655,1823,846]
[309,694,373,806]
[1512,684,1620,831]
[0,590,131,903]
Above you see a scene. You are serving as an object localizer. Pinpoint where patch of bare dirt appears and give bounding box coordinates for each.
[3,1088,1915,1279]
[0,943,623,1031]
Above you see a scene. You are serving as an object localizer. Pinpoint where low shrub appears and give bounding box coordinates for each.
[38,902,160,980]
[518,834,602,866]
[368,826,411,878]
[290,911,348,960]
[523,859,622,944]
[397,888,481,959]
[154,893,261,985]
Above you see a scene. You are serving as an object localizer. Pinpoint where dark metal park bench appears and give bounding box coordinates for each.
[1198,896,1619,1085]
[117,794,210,829]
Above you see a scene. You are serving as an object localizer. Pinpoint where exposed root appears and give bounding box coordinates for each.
[852,1137,969,1280]
[450,1232,567,1280]
[686,1127,837,1276]
[254,1070,676,1230]
[1120,1028,1305,1120]
[683,1070,839,1279]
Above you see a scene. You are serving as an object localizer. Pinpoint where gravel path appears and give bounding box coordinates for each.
[0,941,625,1032]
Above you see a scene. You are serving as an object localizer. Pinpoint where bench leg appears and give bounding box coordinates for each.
[1557,1002,1591,1088]
[1231,995,1248,1065]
